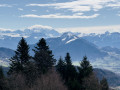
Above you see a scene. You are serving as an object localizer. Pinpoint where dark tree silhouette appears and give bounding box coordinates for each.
[8,37,30,75]
[33,38,56,74]
[64,53,78,90]
[56,57,66,79]
[78,56,93,90]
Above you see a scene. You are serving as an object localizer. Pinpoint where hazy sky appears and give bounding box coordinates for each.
[1,0,120,33]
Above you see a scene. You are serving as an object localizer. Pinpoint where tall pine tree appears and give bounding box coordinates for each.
[33,38,56,74]
[78,56,93,79]
[64,53,78,90]
[8,37,30,74]
[78,56,93,90]
[56,57,66,79]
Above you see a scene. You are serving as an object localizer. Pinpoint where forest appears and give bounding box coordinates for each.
[0,37,109,90]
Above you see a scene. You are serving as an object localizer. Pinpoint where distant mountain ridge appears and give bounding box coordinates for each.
[0,47,14,67]
[82,31,120,48]
[30,32,108,61]
[94,68,120,87]
[0,25,60,49]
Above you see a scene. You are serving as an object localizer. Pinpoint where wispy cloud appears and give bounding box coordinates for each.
[20,13,99,19]
[0,28,14,31]
[32,10,37,12]
[18,8,23,11]
[0,4,12,7]
[26,0,118,12]
[107,1,120,8]
[27,25,53,30]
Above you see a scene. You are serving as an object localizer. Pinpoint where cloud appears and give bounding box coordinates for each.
[107,1,120,8]
[18,8,23,11]
[32,10,37,12]
[20,13,99,19]
[27,25,53,30]
[56,25,120,33]
[0,28,14,31]
[0,4,12,7]
[26,0,118,12]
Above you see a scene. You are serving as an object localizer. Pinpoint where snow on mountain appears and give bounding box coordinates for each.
[0,25,60,49]
[60,32,79,44]
[82,31,120,48]
[30,32,108,61]
[66,36,78,44]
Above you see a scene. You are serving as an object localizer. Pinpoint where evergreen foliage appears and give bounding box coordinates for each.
[100,77,109,90]
[4,37,110,90]
[64,53,77,82]
[8,37,30,75]
[78,56,93,79]
[56,57,66,79]
[77,56,93,89]
[33,38,56,74]
[56,53,79,90]
[0,66,4,79]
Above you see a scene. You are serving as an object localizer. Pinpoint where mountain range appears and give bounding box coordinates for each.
[30,32,107,61]
[0,25,60,49]
[1,26,120,74]
[82,31,120,48]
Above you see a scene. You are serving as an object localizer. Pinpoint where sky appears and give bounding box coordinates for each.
[1,0,120,33]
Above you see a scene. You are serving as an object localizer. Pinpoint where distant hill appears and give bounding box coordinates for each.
[94,68,120,87]
[0,47,14,67]
[101,46,120,54]
[0,47,14,58]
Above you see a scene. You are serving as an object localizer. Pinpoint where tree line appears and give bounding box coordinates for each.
[0,37,109,90]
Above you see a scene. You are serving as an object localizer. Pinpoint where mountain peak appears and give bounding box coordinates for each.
[61,32,77,38]
[60,32,79,43]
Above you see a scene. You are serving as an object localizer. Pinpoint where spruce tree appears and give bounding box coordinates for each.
[8,37,30,74]
[78,56,93,90]
[100,77,109,90]
[78,56,93,78]
[56,57,66,79]
[64,53,78,90]
[33,38,56,74]
[65,53,72,66]
[65,53,73,81]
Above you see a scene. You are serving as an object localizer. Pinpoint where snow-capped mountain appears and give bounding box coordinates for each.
[82,31,120,48]
[30,32,108,61]
[0,25,60,49]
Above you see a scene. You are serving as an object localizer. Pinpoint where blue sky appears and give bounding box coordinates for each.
[1,0,120,33]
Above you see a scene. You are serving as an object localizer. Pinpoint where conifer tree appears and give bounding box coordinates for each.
[65,53,76,81]
[78,56,93,89]
[64,53,78,90]
[56,57,66,79]
[33,38,56,74]
[78,56,93,79]
[100,77,109,90]
[8,37,30,74]
[65,53,72,66]
[0,67,4,79]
